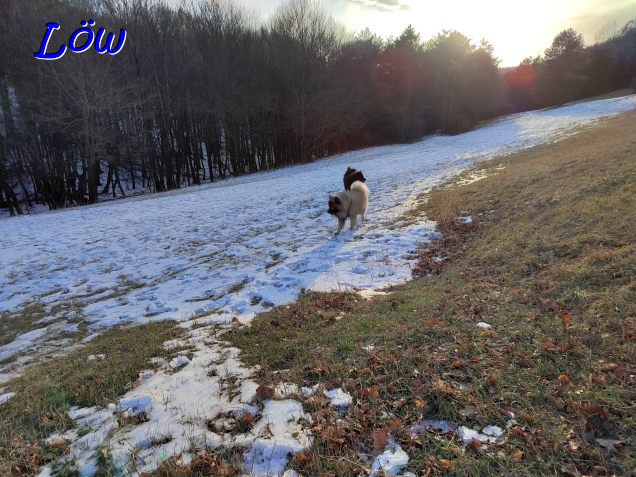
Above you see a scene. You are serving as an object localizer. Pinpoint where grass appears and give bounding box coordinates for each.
[225,110,636,475]
[0,321,186,476]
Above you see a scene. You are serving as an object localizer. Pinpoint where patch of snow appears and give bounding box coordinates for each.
[0,327,48,362]
[482,425,503,437]
[300,384,319,398]
[243,399,312,476]
[87,354,105,361]
[362,344,375,352]
[47,332,312,476]
[370,437,409,476]
[457,426,499,445]
[118,395,152,416]
[0,392,15,404]
[459,215,473,224]
[324,388,353,409]
[476,322,492,329]
[169,355,190,368]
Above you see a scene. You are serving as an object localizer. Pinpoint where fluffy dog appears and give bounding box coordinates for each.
[328,171,369,234]
[343,167,366,190]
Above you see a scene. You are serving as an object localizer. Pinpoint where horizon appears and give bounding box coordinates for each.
[226,0,636,66]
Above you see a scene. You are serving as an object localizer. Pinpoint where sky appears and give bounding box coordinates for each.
[231,0,636,66]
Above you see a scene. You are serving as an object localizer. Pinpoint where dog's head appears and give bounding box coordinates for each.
[327,195,341,215]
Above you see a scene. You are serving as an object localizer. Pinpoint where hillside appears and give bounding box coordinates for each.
[0,96,635,476]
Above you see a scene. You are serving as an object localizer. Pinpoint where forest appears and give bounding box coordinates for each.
[0,0,634,215]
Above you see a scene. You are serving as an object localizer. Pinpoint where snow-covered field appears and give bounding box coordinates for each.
[2,95,636,476]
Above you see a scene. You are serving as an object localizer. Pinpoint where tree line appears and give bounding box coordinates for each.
[0,0,634,215]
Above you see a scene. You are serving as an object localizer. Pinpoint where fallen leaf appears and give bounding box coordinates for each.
[393,398,407,410]
[558,374,571,384]
[241,412,254,426]
[362,385,380,398]
[255,385,275,401]
[439,459,456,471]
[512,449,524,461]
[373,429,389,451]
[561,312,573,331]
[595,438,624,453]
[415,398,426,409]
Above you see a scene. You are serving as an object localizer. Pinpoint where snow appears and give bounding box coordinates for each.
[0,327,48,362]
[0,392,15,404]
[476,322,492,329]
[370,437,409,476]
[168,355,190,368]
[482,425,504,437]
[457,426,500,445]
[44,335,311,477]
[117,395,153,416]
[2,95,635,476]
[324,388,353,409]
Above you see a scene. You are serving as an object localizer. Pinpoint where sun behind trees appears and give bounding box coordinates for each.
[0,0,634,215]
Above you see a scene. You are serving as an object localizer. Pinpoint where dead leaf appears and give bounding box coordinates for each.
[595,438,624,453]
[241,412,254,426]
[512,449,524,461]
[439,459,456,471]
[544,338,556,351]
[561,312,573,331]
[558,374,571,384]
[361,385,380,398]
[415,398,426,409]
[373,429,389,451]
[393,398,407,410]
[255,385,275,401]
[434,379,457,396]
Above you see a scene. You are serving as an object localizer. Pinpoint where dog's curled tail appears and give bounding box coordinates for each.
[350,180,369,194]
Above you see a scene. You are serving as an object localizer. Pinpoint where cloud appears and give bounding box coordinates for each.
[345,0,411,11]
[572,0,636,41]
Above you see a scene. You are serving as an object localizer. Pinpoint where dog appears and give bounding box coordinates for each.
[328,168,369,234]
[343,167,366,190]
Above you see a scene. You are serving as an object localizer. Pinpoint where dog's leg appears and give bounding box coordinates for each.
[336,218,345,235]
[361,213,365,223]
[349,214,357,230]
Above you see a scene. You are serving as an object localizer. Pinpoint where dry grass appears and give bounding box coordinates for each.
[226,110,636,475]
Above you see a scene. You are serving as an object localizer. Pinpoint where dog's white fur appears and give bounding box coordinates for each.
[329,180,369,234]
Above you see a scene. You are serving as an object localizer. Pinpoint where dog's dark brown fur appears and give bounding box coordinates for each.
[343,167,366,191]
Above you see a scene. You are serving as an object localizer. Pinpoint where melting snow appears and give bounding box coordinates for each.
[0,392,15,404]
[324,388,353,410]
[370,437,410,476]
